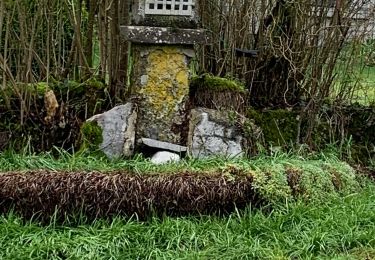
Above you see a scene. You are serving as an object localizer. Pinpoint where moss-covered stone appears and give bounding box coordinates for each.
[85,78,106,90]
[0,77,112,153]
[56,80,83,94]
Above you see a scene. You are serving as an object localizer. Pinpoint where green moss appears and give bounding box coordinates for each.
[191,74,246,94]
[0,82,52,102]
[54,80,83,94]
[247,109,299,146]
[0,87,14,104]
[34,82,51,95]
[252,158,359,203]
[85,78,105,90]
[21,82,51,97]
[79,121,103,153]
[54,78,105,95]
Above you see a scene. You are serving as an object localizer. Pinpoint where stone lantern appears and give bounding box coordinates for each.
[121,0,208,150]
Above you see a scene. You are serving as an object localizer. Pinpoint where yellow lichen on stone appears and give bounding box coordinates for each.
[139,46,189,118]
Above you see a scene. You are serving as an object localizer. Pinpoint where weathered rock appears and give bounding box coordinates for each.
[151,151,181,165]
[188,108,244,158]
[138,138,187,153]
[87,103,137,159]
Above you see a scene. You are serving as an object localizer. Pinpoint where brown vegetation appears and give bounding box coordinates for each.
[0,171,259,221]
[198,0,374,142]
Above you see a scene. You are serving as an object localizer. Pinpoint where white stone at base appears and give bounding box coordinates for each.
[151,151,181,165]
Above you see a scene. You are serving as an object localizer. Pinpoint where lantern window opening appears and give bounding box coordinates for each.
[145,0,195,16]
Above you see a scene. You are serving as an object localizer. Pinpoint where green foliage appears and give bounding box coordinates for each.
[85,78,105,90]
[26,82,51,97]
[334,41,375,105]
[0,77,111,153]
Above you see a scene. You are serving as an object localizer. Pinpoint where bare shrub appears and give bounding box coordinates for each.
[197,0,375,142]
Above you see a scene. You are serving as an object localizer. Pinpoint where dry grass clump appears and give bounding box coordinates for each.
[0,171,259,222]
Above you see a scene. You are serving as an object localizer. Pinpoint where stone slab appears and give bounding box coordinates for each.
[139,138,187,153]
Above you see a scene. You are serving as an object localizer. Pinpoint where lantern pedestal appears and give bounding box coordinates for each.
[129,44,192,144]
[121,0,207,146]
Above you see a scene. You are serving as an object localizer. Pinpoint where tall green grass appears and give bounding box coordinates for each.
[0,182,374,259]
[0,147,356,173]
